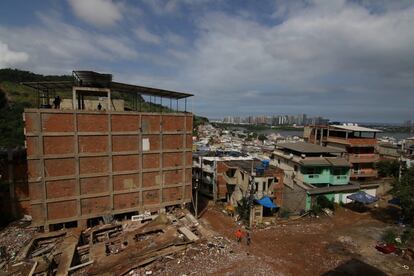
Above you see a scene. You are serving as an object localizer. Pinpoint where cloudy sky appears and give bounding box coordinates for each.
[0,0,413,123]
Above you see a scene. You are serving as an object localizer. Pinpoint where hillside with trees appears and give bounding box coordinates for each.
[0,68,207,148]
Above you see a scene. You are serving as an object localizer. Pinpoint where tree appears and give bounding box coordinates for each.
[376,159,400,178]
[391,166,414,222]
[258,134,267,142]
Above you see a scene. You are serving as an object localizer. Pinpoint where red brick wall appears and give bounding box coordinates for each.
[24,110,193,226]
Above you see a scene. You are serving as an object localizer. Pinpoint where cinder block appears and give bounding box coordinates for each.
[79,157,109,174]
[113,155,139,172]
[163,134,183,150]
[45,158,76,177]
[163,152,183,168]
[42,113,74,132]
[142,172,161,188]
[44,136,75,155]
[81,196,110,215]
[114,192,140,209]
[77,114,108,132]
[47,200,77,220]
[112,135,138,152]
[111,114,140,132]
[142,153,160,169]
[79,136,108,153]
[113,174,140,191]
[46,179,76,198]
[162,116,184,132]
[80,176,109,194]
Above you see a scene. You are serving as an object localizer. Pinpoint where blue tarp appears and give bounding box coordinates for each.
[255,196,278,209]
[347,191,378,204]
[388,198,401,206]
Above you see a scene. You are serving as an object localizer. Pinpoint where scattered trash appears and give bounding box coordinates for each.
[375,243,396,254]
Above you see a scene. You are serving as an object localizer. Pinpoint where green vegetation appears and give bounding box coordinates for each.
[381,229,398,244]
[237,197,251,223]
[194,115,209,129]
[381,228,413,245]
[279,208,291,219]
[391,166,414,223]
[258,134,267,142]
[376,159,401,178]
[0,69,72,148]
[0,86,29,148]
[0,68,205,148]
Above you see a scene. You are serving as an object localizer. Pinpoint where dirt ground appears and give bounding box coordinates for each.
[1,203,413,275]
[154,205,414,276]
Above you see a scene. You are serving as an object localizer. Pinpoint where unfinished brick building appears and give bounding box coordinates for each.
[23,71,193,229]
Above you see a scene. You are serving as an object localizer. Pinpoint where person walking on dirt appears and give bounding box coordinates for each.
[235,229,243,243]
[246,231,251,246]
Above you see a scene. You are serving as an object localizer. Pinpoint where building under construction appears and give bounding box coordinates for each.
[23,71,193,230]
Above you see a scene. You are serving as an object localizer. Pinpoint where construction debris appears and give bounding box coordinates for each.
[0,209,206,275]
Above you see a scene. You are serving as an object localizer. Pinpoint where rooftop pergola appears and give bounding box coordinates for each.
[21,70,193,112]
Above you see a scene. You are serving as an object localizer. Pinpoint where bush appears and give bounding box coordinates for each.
[316,195,335,210]
[237,198,251,223]
[279,208,291,219]
[382,229,398,244]
[401,228,413,244]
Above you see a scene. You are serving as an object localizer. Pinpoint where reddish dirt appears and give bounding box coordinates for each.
[194,206,414,276]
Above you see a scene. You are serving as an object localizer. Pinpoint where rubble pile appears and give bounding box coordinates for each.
[0,219,36,268]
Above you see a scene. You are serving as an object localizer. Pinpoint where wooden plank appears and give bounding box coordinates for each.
[178,226,199,241]
[68,260,94,272]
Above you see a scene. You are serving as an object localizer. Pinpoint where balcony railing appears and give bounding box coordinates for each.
[327,137,377,146]
[351,169,378,178]
[348,153,379,163]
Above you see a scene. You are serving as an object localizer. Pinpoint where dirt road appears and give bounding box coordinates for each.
[157,206,414,275]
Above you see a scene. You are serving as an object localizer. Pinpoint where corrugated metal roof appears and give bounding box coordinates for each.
[299,157,350,167]
[21,70,193,99]
[299,158,331,166]
[331,125,381,132]
[326,157,351,167]
[277,142,344,154]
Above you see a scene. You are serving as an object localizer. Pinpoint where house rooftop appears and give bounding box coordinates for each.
[276,142,344,154]
[299,157,350,167]
[330,124,381,133]
[21,70,193,100]
[225,159,282,176]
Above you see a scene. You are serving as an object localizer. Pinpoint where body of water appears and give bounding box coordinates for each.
[233,126,413,140]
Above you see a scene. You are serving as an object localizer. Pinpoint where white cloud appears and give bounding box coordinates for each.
[164,32,186,46]
[175,1,414,120]
[0,41,29,67]
[134,27,161,44]
[0,13,137,73]
[68,0,122,27]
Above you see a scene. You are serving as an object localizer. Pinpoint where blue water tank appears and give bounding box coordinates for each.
[256,166,265,176]
[262,160,270,168]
